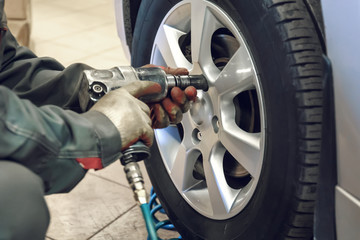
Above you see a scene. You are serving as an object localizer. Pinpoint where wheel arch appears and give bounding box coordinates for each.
[115,0,142,58]
[304,0,326,52]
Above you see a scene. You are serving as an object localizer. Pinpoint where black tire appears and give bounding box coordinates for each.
[131,0,324,239]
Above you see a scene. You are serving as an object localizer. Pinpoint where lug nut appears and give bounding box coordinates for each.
[192,129,202,144]
[197,131,203,141]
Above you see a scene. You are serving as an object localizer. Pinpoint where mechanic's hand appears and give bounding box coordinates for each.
[142,64,198,128]
[89,81,161,150]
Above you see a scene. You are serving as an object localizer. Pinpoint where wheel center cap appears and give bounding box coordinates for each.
[190,91,213,127]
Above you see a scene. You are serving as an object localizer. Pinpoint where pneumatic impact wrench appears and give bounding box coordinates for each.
[86,66,208,239]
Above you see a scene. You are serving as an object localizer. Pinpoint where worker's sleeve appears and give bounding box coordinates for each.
[0,86,122,194]
[0,25,93,112]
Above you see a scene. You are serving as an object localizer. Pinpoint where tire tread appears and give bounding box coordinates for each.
[270,0,323,238]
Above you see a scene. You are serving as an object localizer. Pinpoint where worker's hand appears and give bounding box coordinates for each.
[142,64,197,128]
[89,81,161,150]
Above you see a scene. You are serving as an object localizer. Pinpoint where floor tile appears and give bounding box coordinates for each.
[33,41,89,65]
[55,11,113,32]
[32,3,73,22]
[90,161,153,193]
[67,47,129,68]
[85,3,118,22]
[48,0,111,12]
[45,174,136,240]
[52,26,122,56]
[32,11,113,43]
[31,16,84,43]
[89,205,180,240]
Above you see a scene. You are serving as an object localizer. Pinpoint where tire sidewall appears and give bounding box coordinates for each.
[133,0,301,239]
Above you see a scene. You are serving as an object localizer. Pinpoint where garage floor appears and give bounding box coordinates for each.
[30,0,178,239]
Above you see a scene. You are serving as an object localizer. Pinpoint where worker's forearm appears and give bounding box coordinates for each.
[0,27,93,112]
[0,86,122,194]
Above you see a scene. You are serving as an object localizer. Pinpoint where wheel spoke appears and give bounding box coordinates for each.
[170,141,205,191]
[203,145,240,215]
[181,112,199,141]
[191,1,224,73]
[154,24,192,69]
[190,0,207,63]
[215,46,256,96]
[155,126,182,169]
[219,124,261,178]
[169,143,187,190]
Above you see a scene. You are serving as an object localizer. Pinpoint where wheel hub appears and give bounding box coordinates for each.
[189,91,212,126]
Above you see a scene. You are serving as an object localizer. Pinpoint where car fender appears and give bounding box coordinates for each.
[114,0,132,61]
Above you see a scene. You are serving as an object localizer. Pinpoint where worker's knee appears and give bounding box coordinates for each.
[0,161,49,240]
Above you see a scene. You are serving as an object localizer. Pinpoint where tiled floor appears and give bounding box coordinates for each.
[29,0,177,239]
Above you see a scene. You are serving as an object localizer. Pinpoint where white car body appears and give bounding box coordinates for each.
[321,0,360,239]
[114,0,131,61]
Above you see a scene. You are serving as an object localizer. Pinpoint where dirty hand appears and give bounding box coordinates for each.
[142,64,198,128]
[90,81,161,150]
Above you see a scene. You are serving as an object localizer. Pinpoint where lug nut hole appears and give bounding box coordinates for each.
[192,129,202,144]
[212,116,219,133]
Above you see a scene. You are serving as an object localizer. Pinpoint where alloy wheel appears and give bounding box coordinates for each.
[151,0,265,220]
